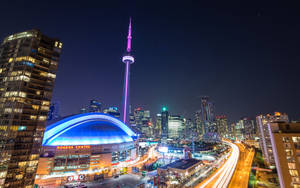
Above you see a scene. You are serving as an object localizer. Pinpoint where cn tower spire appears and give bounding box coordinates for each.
[122,17,135,125]
[127,17,132,53]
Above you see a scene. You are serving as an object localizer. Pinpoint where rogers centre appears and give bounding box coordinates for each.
[35,113,138,185]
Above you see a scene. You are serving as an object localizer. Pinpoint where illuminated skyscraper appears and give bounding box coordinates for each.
[215,115,228,137]
[168,115,185,139]
[161,107,169,140]
[0,30,62,187]
[122,18,135,125]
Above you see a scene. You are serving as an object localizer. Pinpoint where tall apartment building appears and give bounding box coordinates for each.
[256,112,289,167]
[0,30,62,187]
[269,122,300,188]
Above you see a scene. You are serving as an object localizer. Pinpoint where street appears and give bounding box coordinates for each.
[228,143,255,188]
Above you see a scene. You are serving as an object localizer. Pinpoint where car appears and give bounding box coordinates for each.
[114,175,119,178]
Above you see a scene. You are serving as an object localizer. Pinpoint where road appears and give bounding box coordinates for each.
[228,143,254,188]
[195,141,239,188]
[86,174,143,188]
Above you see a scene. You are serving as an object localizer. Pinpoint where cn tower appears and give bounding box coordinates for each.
[122,18,134,124]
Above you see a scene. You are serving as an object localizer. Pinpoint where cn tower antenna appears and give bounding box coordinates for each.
[122,17,135,125]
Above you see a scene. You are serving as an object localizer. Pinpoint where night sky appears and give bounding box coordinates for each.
[1,1,300,122]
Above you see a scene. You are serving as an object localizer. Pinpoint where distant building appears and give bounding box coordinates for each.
[184,119,194,140]
[168,115,185,139]
[269,122,300,188]
[89,99,101,112]
[80,99,102,113]
[155,114,162,138]
[48,101,61,121]
[240,117,256,139]
[161,107,169,141]
[216,115,228,137]
[129,107,153,138]
[103,107,120,119]
[195,96,215,136]
[256,112,289,167]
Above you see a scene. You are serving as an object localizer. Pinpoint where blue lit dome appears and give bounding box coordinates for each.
[42,113,137,146]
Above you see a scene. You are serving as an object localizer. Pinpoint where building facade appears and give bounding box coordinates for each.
[128,107,153,138]
[215,115,228,137]
[168,115,185,139]
[0,29,62,187]
[80,99,102,114]
[47,101,60,121]
[269,122,300,188]
[161,108,169,141]
[256,112,289,167]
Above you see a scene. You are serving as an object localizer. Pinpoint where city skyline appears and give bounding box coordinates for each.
[1,1,300,122]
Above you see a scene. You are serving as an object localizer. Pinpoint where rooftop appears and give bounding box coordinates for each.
[159,158,201,170]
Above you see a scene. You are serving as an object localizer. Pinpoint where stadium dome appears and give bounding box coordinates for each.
[42,113,137,146]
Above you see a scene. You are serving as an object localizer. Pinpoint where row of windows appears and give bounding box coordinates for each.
[3,75,30,82]
[4,108,22,113]
[4,91,26,98]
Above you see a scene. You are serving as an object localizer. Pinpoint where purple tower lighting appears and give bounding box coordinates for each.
[122,18,135,125]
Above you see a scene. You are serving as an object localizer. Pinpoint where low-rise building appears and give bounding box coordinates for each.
[157,159,203,187]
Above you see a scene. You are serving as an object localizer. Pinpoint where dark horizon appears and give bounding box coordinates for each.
[1,1,300,122]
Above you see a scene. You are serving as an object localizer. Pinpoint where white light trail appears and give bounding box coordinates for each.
[198,141,239,188]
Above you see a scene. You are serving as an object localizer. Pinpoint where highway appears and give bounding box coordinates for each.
[196,141,239,188]
[228,143,254,188]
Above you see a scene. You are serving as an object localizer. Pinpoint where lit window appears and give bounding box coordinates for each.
[18,161,27,167]
[42,101,50,106]
[289,163,297,169]
[15,56,36,63]
[290,170,299,177]
[283,137,290,143]
[14,108,22,113]
[38,116,47,121]
[293,137,300,143]
[0,172,7,178]
[32,105,39,110]
[4,108,12,113]
[15,174,23,180]
[292,177,300,183]
[30,115,37,120]
[286,149,294,156]
[41,106,49,111]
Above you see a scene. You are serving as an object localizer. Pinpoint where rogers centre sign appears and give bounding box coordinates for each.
[56,145,90,150]
[67,174,85,182]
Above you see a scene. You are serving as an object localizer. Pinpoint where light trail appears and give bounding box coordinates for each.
[198,141,239,188]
